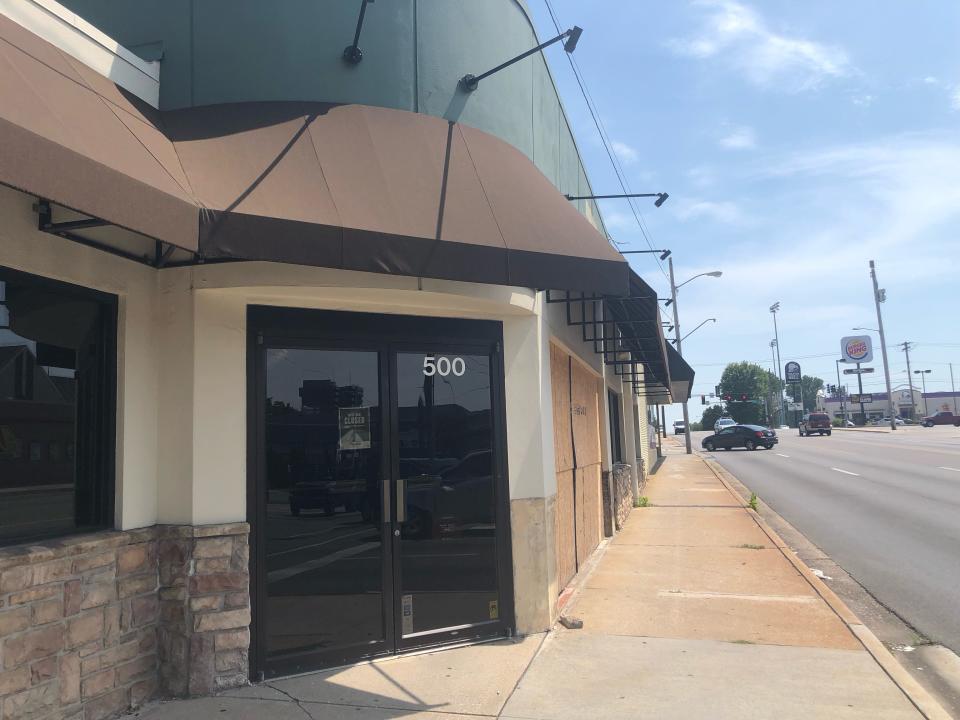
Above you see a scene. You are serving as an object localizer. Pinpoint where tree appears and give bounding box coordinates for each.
[719,362,782,425]
[786,375,824,412]
[700,404,725,431]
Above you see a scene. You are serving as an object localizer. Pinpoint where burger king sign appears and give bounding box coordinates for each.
[840,335,873,364]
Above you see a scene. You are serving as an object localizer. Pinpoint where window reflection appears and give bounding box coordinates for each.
[264,349,384,659]
[0,273,113,545]
[397,353,499,636]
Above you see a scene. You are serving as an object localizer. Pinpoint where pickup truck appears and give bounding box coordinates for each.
[921,411,960,427]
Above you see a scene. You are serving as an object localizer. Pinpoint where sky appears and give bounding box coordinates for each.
[527,0,960,424]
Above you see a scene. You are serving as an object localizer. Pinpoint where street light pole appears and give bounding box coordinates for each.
[668,257,692,455]
[901,342,917,420]
[869,261,896,431]
[914,370,931,416]
[770,303,784,426]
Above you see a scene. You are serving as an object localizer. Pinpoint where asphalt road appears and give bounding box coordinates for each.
[695,425,960,654]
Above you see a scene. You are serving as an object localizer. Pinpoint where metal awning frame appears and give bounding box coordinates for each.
[545,288,673,400]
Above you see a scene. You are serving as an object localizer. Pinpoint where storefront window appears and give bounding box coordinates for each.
[0,268,116,545]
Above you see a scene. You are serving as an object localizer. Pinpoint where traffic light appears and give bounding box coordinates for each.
[715,385,721,397]
[701,395,707,405]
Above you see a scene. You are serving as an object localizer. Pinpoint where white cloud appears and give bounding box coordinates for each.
[675,199,746,224]
[687,165,717,188]
[668,0,852,92]
[611,140,639,165]
[719,126,756,149]
[923,76,939,85]
[951,87,960,111]
[851,93,874,107]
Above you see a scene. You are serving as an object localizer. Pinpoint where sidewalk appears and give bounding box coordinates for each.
[125,447,943,720]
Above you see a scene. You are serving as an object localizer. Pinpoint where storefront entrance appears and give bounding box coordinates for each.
[247,308,513,678]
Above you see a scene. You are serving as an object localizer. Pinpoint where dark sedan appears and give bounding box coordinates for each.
[701,424,778,451]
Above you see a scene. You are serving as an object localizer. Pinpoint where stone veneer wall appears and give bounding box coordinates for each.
[156,524,250,697]
[0,523,250,720]
[612,463,633,532]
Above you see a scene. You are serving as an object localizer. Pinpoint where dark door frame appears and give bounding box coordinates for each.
[246,306,515,680]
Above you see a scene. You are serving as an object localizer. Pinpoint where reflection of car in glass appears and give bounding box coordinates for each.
[702,425,777,451]
[404,450,493,539]
[289,478,369,516]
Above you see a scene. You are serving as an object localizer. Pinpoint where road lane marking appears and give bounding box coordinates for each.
[938,466,960,472]
[776,453,790,458]
[831,467,860,476]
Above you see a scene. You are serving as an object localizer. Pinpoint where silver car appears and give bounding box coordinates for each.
[714,417,737,433]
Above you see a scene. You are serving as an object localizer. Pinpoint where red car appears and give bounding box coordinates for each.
[921,411,960,427]
[799,412,832,436]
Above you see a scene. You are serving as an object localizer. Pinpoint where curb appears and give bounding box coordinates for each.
[702,455,952,720]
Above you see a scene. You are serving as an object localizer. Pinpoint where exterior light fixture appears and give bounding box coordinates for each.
[343,0,375,64]
[460,26,582,92]
[621,249,671,261]
[565,192,669,208]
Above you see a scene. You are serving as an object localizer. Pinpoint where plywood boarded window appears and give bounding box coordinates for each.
[550,343,604,591]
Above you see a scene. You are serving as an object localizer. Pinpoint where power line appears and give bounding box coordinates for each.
[542,0,669,283]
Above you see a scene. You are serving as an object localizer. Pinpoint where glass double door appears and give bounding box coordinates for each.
[252,319,509,677]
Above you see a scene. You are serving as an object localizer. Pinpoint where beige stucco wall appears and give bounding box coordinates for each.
[0,182,658,637]
[0,185,161,531]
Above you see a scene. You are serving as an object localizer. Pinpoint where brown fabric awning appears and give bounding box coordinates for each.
[0,15,628,295]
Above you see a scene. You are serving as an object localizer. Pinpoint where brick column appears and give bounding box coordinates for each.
[156,523,250,697]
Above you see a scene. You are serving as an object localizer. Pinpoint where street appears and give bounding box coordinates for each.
[696,425,960,655]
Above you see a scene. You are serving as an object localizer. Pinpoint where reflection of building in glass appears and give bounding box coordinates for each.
[0,344,76,489]
[299,380,364,412]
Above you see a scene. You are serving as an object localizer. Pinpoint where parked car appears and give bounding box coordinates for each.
[701,425,778,451]
[799,412,832,436]
[875,416,905,426]
[921,411,960,427]
[714,417,737,433]
[673,420,686,435]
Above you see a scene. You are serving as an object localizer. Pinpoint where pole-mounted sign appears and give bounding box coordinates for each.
[840,335,873,364]
[785,361,801,384]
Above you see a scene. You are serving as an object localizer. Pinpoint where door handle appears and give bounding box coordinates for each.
[396,477,406,523]
[382,479,391,525]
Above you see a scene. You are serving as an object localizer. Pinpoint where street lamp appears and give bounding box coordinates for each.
[852,326,879,332]
[769,303,785,427]
[677,271,722,290]
[669,259,723,454]
[460,25,582,91]
[914,369,932,416]
[669,318,716,345]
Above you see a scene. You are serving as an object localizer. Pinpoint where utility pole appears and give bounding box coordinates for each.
[669,257,692,454]
[835,359,846,424]
[769,303,784,426]
[901,341,917,420]
[869,261,896,431]
[951,363,957,414]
